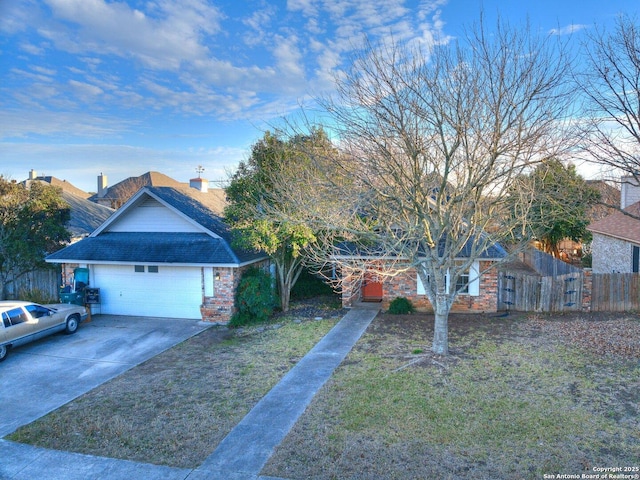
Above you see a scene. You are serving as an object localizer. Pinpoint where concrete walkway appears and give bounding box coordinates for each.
[1,307,378,480]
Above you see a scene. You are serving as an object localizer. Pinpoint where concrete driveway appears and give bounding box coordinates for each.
[0,315,210,437]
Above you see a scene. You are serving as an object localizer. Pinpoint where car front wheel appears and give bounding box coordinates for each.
[0,344,8,362]
[65,315,80,334]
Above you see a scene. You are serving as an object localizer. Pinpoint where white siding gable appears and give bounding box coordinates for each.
[106,197,202,233]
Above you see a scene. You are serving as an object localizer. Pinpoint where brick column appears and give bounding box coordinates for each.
[200,267,235,324]
[582,268,592,312]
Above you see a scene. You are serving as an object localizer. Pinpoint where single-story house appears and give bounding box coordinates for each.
[46,186,268,323]
[587,201,640,273]
[336,238,508,312]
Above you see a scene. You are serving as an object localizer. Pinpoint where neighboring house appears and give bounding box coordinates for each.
[336,239,507,313]
[46,186,268,323]
[59,191,115,242]
[587,201,640,273]
[91,170,227,213]
[587,176,640,274]
[21,170,115,241]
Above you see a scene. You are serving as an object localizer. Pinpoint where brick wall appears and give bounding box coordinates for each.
[582,268,592,311]
[200,260,271,324]
[342,260,500,313]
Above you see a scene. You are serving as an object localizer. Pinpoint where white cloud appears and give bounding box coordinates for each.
[32,65,57,76]
[242,6,276,47]
[10,67,53,83]
[287,0,318,17]
[550,24,588,36]
[20,42,46,55]
[69,79,104,97]
[42,0,222,70]
[272,35,306,87]
[3,0,451,126]
[0,0,40,34]
[0,109,134,140]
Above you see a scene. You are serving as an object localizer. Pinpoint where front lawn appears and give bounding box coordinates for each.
[7,298,343,468]
[263,312,640,480]
[7,306,640,479]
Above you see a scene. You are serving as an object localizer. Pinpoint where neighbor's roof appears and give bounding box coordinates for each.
[334,234,507,260]
[62,191,114,238]
[587,200,640,245]
[89,171,227,214]
[22,177,90,199]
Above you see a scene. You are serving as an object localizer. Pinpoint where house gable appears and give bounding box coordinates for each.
[92,187,217,238]
[105,196,203,234]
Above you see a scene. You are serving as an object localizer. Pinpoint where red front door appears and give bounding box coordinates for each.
[362,274,383,302]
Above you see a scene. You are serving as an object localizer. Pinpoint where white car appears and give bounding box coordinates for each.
[0,301,88,362]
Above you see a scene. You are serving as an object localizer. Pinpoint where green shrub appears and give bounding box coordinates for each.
[229,267,277,327]
[18,288,57,304]
[388,297,415,314]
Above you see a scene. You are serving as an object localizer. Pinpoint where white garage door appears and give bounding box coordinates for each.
[93,265,203,319]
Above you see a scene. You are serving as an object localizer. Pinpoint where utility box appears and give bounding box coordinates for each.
[59,267,90,305]
[85,288,100,304]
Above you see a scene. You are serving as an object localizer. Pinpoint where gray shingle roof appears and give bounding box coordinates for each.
[587,200,640,244]
[335,234,507,260]
[62,191,114,238]
[46,232,261,265]
[47,187,265,266]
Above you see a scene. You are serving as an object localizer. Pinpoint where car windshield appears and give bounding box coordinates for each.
[25,304,52,319]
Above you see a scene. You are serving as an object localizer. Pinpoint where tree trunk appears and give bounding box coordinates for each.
[275,255,304,313]
[280,278,291,312]
[432,293,450,355]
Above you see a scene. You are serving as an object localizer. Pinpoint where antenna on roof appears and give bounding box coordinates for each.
[196,165,205,178]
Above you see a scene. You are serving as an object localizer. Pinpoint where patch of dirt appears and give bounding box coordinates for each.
[364,310,640,359]
[521,312,640,358]
[272,296,350,321]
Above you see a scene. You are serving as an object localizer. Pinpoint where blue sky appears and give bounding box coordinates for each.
[0,0,637,192]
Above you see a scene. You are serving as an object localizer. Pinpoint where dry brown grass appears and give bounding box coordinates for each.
[8,307,640,479]
[7,300,343,468]
[262,312,640,480]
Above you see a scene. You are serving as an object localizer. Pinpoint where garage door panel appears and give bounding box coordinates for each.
[93,265,202,319]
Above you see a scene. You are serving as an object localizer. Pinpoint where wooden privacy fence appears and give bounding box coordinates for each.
[499,268,640,313]
[590,273,640,312]
[2,268,60,300]
[521,248,582,277]
[498,271,583,313]
[498,248,585,313]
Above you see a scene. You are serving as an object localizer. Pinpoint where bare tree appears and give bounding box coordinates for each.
[270,18,574,355]
[577,14,640,187]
